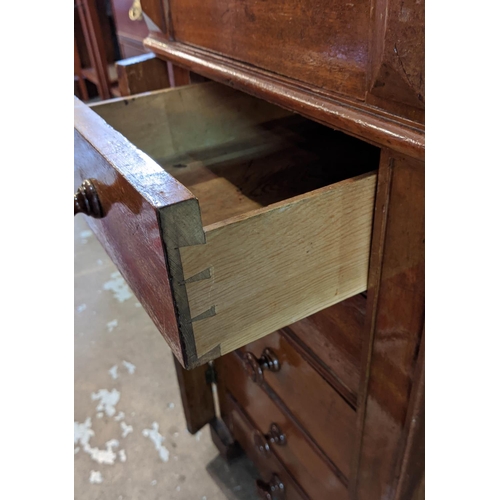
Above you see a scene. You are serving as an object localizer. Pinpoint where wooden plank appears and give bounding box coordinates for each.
[350,151,424,500]
[173,356,215,433]
[116,53,170,96]
[180,171,377,358]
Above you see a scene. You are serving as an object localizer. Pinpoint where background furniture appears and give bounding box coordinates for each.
[74,0,121,99]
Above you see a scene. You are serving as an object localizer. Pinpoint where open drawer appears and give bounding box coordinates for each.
[74,82,379,368]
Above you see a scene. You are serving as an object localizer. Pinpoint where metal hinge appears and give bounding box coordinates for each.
[205,362,217,385]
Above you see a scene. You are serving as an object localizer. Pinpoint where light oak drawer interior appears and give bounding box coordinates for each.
[75,82,379,368]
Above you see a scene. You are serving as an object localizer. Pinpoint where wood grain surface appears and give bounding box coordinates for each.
[350,151,424,499]
[116,53,170,96]
[143,38,425,160]
[224,393,309,500]
[241,332,356,478]
[282,294,366,407]
[181,172,376,358]
[217,351,349,499]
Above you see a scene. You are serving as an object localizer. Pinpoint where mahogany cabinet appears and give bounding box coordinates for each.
[74,1,424,498]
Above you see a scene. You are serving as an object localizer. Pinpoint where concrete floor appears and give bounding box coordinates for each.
[75,216,259,499]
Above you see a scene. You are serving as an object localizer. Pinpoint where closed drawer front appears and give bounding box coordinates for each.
[74,81,379,368]
[241,331,356,476]
[282,293,366,406]
[225,393,309,500]
[216,352,348,499]
[168,0,371,100]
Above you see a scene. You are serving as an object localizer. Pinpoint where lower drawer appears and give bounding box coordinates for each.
[217,352,349,499]
[74,82,379,368]
[225,393,308,500]
[241,331,356,476]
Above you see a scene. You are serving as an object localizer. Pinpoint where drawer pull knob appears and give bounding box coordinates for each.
[256,474,285,500]
[254,424,287,455]
[243,348,280,385]
[74,179,104,218]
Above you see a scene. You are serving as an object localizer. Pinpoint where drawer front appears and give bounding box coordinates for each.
[168,0,370,100]
[74,82,377,369]
[283,294,366,405]
[217,352,348,499]
[225,393,309,500]
[242,331,356,476]
[74,96,201,365]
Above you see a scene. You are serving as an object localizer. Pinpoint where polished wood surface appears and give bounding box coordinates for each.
[74,96,201,364]
[73,15,425,495]
[282,294,366,407]
[143,38,424,161]
[350,151,424,499]
[217,351,349,499]
[225,393,309,500]
[241,332,357,477]
[168,0,370,99]
[140,0,424,159]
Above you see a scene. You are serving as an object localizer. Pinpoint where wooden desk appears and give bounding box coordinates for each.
[74,1,424,497]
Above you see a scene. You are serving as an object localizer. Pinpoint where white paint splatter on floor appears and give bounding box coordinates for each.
[85,439,120,465]
[108,365,119,379]
[142,422,170,462]
[135,302,141,308]
[119,449,127,462]
[120,421,133,438]
[91,389,120,417]
[89,470,103,484]
[107,319,118,332]
[168,403,175,409]
[96,412,103,419]
[75,418,121,465]
[80,230,93,239]
[195,430,202,442]
[76,304,87,313]
[176,485,181,491]
[75,418,94,447]
[122,360,136,374]
[114,411,125,422]
[97,259,103,266]
[103,272,133,302]
[151,480,157,486]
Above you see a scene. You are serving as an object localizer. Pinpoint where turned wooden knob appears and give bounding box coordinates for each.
[243,348,280,385]
[254,423,287,456]
[256,474,285,500]
[74,179,104,218]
